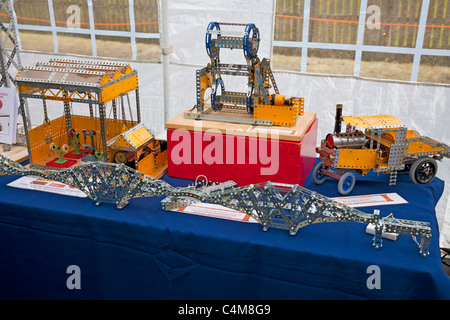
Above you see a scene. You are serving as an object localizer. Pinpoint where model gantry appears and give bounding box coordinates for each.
[313,104,450,195]
[14,59,167,178]
[184,22,304,126]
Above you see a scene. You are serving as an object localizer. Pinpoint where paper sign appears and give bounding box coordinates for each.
[0,87,18,145]
[331,193,407,208]
[7,176,88,198]
[173,202,258,223]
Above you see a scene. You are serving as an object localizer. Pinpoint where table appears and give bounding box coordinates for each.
[0,159,449,299]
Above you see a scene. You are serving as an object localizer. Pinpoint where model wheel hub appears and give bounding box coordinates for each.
[415,161,435,184]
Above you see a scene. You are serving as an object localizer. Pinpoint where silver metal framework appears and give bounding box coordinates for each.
[0,0,30,131]
[0,154,432,257]
[188,22,287,126]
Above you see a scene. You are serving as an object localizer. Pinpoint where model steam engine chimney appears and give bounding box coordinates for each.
[334,104,343,133]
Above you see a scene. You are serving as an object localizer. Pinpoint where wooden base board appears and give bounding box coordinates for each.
[166,109,317,143]
[147,161,168,180]
[0,144,29,163]
[166,118,319,187]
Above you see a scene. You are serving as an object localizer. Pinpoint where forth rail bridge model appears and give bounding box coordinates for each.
[0,154,432,258]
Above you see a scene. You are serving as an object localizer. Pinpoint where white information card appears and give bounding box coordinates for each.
[0,87,18,145]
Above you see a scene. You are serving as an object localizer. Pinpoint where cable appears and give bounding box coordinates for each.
[194,175,208,190]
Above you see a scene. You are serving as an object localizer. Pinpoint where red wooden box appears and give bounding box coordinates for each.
[165,111,318,186]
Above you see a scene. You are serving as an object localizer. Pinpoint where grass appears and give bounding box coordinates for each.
[3,31,449,84]
[272,54,450,84]
[3,31,160,61]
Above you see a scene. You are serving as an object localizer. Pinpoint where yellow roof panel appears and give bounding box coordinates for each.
[342,115,405,129]
[108,123,154,151]
[126,126,153,148]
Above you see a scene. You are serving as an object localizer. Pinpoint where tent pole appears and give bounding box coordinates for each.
[160,0,171,124]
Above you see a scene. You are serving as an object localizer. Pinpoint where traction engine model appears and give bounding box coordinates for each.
[313,104,450,195]
[185,22,305,127]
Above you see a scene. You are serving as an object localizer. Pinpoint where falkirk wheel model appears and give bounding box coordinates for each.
[0,154,432,257]
[186,22,305,127]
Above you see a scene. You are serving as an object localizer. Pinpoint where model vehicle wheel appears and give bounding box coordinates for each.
[409,157,437,184]
[312,162,328,185]
[338,171,356,195]
[114,151,128,165]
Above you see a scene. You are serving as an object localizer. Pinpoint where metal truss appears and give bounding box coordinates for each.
[0,0,31,130]
[0,0,19,87]
[0,154,432,257]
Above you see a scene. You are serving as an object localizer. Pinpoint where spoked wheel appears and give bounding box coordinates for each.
[409,157,437,184]
[337,171,356,195]
[312,162,328,185]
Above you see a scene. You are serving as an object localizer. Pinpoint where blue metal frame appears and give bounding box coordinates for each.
[243,23,259,61]
[211,78,225,111]
[205,21,221,59]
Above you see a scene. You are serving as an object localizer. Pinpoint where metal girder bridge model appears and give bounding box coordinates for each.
[0,154,432,257]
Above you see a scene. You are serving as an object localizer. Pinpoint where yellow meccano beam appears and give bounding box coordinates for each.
[14,60,138,105]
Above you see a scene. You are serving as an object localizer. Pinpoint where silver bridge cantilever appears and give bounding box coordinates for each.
[0,154,432,257]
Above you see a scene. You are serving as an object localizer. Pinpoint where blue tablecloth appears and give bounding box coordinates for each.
[0,159,449,300]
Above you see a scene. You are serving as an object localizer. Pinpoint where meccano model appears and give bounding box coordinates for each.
[14,58,167,179]
[185,22,304,127]
[313,104,450,195]
[0,153,434,257]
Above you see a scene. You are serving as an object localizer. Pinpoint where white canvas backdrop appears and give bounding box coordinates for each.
[164,0,275,67]
[16,0,450,249]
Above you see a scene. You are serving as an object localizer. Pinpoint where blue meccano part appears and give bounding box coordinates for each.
[204,22,261,114]
[205,21,221,58]
[211,78,225,111]
[243,23,259,60]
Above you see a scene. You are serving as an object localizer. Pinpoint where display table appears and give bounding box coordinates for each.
[0,159,449,299]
